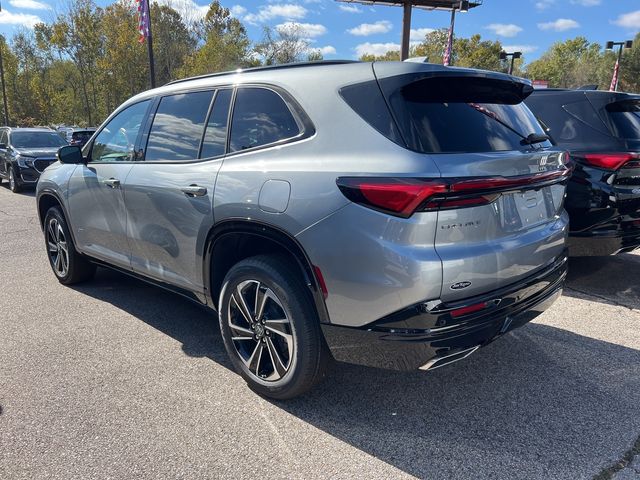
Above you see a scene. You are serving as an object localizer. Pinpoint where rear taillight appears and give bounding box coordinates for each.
[580,153,640,170]
[337,161,571,218]
[336,178,448,217]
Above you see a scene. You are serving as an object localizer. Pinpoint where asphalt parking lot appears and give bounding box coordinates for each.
[0,185,639,480]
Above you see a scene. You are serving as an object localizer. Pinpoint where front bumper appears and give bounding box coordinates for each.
[321,253,568,371]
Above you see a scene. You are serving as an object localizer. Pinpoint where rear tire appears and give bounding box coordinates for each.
[9,166,21,193]
[218,255,330,400]
[44,206,96,284]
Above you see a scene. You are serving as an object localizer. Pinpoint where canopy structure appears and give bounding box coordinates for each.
[337,0,483,61]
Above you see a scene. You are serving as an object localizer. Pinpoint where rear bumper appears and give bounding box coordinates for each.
[321,253,567,371]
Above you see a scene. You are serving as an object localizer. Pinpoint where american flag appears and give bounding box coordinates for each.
[136,0,150,44]
[442,14,454,66]
[609,59,620,92]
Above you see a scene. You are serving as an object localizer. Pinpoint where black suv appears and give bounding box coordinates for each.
[0,127,68,193]
[526,89,640,256]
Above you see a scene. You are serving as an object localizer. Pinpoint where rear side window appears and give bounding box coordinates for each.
[606,101,640,140]
[229,88,300,152]
[200,89,232,159]
[145,91,214,162]
[377,74,548,153]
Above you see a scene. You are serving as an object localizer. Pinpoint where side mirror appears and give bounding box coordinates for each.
[57,145,84,164]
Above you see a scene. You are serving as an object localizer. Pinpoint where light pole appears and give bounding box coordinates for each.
[500,51,522,75]
[0,4,10,126]
[606,40,633,92]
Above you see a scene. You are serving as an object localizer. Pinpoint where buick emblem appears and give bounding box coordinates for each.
[450,281,472,290]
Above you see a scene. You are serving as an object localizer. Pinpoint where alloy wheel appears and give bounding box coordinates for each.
[47,218,69,277]
[9,169,15,191]
[227,280,295,382]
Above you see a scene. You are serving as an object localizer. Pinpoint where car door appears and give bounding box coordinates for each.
[66,99,152,269]
[125,89,231,293]
[0,129,8,178]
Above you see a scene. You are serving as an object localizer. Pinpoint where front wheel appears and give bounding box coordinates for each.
[44,206,96,284]
[8,166,21,193]
[218,255,330,400]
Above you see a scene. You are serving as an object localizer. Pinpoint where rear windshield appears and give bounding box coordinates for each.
[72,131,94,141]
[379,75,549,153]
[606,101,640,140]
[11,131,68,149]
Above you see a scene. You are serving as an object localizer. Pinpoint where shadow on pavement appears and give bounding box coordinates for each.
[72,268,233,369]
[565,253,640,310]
[73,266,640,479]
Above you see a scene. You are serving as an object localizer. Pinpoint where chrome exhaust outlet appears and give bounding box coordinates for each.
[419,345,481,371]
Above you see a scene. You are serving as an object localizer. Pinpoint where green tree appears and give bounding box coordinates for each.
[181,1,251,76]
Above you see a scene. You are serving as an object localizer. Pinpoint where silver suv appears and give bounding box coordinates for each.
[37,61,570,399]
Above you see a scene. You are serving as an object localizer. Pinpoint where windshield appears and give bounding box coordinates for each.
[11,131,68,149]
[606,101,640,140]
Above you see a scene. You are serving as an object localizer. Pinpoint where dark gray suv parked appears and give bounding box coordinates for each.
[37,61,570,399]
[0,127,68,192]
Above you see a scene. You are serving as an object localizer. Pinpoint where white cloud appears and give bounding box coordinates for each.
[613,10,640,30]
[535,0,554,11]
[339,4,361,13]
[410,27,434,41]
[314,45,336,55]
[538,18,580,31]
[155,0,209,22]
[485,23,522,38]
[276,21,327,38]
[503,44,539,54]
[0,10,41,27]
[347,20,392,36]
[244,4,307,25]
[570,0,600,6]
[8,0,50,10]
[230,5,247,16]
[354,42,400,57]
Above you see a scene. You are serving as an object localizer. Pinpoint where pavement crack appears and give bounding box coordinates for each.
[565,286,638,312]
[593,433,640,480]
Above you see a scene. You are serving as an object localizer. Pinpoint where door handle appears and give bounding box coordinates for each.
[180,185,207,197]
[104,178,121,188]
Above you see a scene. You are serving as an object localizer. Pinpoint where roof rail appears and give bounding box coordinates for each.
[166,60,361,86]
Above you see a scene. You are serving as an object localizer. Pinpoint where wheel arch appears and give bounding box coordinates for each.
[204,219,330,324]
[37,190,79,246]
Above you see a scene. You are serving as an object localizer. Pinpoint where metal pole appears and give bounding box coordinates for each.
[614,44,623,92]
[146,0,156,89]
[447,7,456,66]
[509,55,515,75]
[0,36,9,126]
[401,1,412,61]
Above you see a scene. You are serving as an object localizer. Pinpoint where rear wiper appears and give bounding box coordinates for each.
[520,133,550,146]
[467,103,548,148]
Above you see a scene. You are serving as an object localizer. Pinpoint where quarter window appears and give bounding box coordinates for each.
[200,89,232,159]
[91,100,150,163]
[145,91,214,162]
[229,88,300,152]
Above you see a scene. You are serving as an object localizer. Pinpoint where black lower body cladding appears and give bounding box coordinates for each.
[321,254,568,371]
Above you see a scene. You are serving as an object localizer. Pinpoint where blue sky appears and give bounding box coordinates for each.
[0,0,639,62]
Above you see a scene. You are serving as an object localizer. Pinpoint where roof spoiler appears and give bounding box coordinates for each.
[373,63,534,104]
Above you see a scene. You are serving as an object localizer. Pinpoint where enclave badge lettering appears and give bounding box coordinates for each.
[450,281,472,290]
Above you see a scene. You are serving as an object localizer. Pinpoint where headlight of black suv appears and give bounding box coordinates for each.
[16,155,35,168]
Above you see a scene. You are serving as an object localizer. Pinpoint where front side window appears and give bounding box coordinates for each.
[91,100,150,163]
[145,91,213,162]
[229,88,300,152]
[0,130,7,145]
